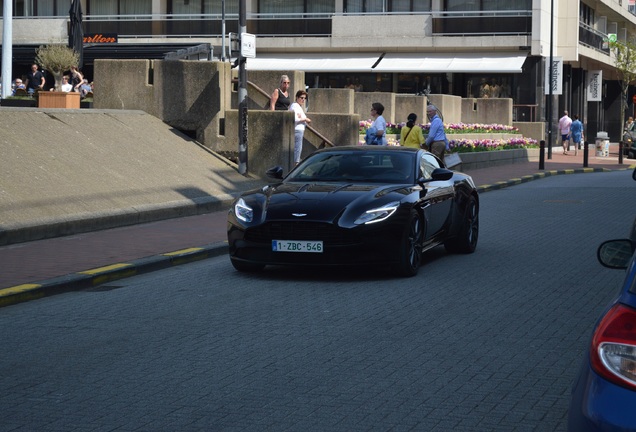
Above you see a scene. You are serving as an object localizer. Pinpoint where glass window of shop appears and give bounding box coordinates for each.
[258,0,335,13]
[345,0,430,12]
[463,76,513,98]
[306,72,520,99]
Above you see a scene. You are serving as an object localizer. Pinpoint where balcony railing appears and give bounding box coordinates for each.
[431,10,531,35]
[578,22,610,55]
[81,11,532,39]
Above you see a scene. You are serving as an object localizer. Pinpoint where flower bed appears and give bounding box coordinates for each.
[359,121,538,152]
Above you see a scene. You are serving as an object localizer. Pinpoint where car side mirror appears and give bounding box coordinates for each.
[418,168,453,185]
[266,166,284,180]
[633,166,636,182]
[597,239,635,269]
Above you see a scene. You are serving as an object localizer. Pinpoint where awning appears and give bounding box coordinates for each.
[245,53,382,72]
[374,52,528,73]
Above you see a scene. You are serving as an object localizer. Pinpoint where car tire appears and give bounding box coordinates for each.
[444,195,479,254]
[396,209,424,277]
[231,258,265,272]
[629,150,636,159]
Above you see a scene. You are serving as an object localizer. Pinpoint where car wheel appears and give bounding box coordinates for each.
[444,195,479,254]
[629,150,636,159]
[230,258,265,272]
[396,209,424,277]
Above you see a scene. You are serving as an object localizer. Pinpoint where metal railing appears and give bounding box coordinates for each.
[579,22,610,55]
[431,10,531,35]
[76,10,534,39]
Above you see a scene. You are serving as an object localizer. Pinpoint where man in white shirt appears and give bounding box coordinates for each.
[61,76,73,92]
[558,110,572,155]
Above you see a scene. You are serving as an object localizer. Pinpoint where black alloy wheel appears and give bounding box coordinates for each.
[396,209,424,277]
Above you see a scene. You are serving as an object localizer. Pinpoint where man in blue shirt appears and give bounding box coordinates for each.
[425,105,449,164]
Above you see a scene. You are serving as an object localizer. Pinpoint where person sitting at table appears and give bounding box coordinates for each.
[61,76,73,92]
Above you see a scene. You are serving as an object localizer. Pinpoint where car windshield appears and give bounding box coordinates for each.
[288,151,415,184]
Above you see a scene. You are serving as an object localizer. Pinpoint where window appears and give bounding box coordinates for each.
[445,0,530,11]
[345,0,429,12]
[419,153,440,179]
[580,2,595,26]
[5,0,69,16]
[259,0,334,14]
[88,0,151,15]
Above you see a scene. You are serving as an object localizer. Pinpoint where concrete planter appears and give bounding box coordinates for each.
[456,148,540,171]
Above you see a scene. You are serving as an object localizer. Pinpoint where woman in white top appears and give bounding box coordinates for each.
[289,90,311,165]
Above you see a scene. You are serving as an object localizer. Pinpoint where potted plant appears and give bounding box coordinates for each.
[35,44,81,108]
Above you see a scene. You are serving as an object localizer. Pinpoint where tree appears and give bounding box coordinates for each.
[610,38,636,127]
[35,45,79,92]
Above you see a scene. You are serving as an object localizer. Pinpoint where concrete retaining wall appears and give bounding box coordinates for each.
[92,60,542,175]
[513,121,545,144]
[462,98,513,125]
[456,148,540,171]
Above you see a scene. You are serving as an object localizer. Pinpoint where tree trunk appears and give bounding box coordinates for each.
[52,71,63,92]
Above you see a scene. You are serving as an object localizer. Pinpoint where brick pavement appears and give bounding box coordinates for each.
[1,145,633,307]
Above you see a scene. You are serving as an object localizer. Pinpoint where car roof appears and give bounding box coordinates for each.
[316,146,420,154]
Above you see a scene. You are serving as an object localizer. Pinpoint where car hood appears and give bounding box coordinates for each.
[256,182,408,222]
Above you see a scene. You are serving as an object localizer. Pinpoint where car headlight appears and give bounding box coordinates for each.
[354,201,399,225]
[234,198,253,223]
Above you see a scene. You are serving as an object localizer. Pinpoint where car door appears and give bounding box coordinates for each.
[418,153,455,236]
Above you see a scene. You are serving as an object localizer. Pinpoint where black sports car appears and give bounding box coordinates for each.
[227,146,479,277]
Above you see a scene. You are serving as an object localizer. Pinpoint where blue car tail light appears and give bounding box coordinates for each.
[591,303,636,390]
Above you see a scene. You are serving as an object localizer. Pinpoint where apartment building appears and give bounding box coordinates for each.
[1,0,634,139]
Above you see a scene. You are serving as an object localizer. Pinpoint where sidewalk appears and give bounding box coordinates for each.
[1,146,633,307]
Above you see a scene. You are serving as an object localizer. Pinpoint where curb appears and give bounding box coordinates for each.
[2,165,634,308]
[0,242,229,308]
[475,167,614,193]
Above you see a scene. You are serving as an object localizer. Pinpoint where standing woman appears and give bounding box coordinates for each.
[69,66,83,93]
[570,114,584,156]
[365,102,387,145]
[400,113,426,149]
[289,90,312,165]
[269,75,291,110]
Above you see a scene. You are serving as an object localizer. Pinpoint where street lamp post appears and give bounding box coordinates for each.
[547,0,554,160]
[237,0,248,175]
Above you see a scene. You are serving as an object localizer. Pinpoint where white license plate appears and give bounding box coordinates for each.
[272,240,323,253]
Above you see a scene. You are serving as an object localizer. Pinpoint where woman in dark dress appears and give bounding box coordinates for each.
[269,75,291,110]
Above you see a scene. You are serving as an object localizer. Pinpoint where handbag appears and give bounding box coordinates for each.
[444,152,462,168]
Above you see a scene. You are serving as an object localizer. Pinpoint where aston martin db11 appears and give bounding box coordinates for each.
[227,146,479,277]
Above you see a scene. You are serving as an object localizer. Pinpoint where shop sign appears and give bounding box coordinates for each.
[587,70,602,102]
[83,33,118,44]
[544,56,562,95]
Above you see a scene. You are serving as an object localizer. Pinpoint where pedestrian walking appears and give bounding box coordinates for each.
[570,114,584,156]
[559,110,572,155]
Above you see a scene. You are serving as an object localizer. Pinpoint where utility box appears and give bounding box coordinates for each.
[596,131,610,157]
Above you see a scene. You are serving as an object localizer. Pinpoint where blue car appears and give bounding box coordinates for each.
[568,213,636,430]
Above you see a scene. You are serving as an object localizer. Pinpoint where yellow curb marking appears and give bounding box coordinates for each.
[0,284,42,296]
[163,247,204,256]
[78,263,133,275]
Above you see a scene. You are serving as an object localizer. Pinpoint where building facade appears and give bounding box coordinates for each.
[1,0,634,140]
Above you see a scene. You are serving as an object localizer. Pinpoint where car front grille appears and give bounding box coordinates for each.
[245,221,358,245]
